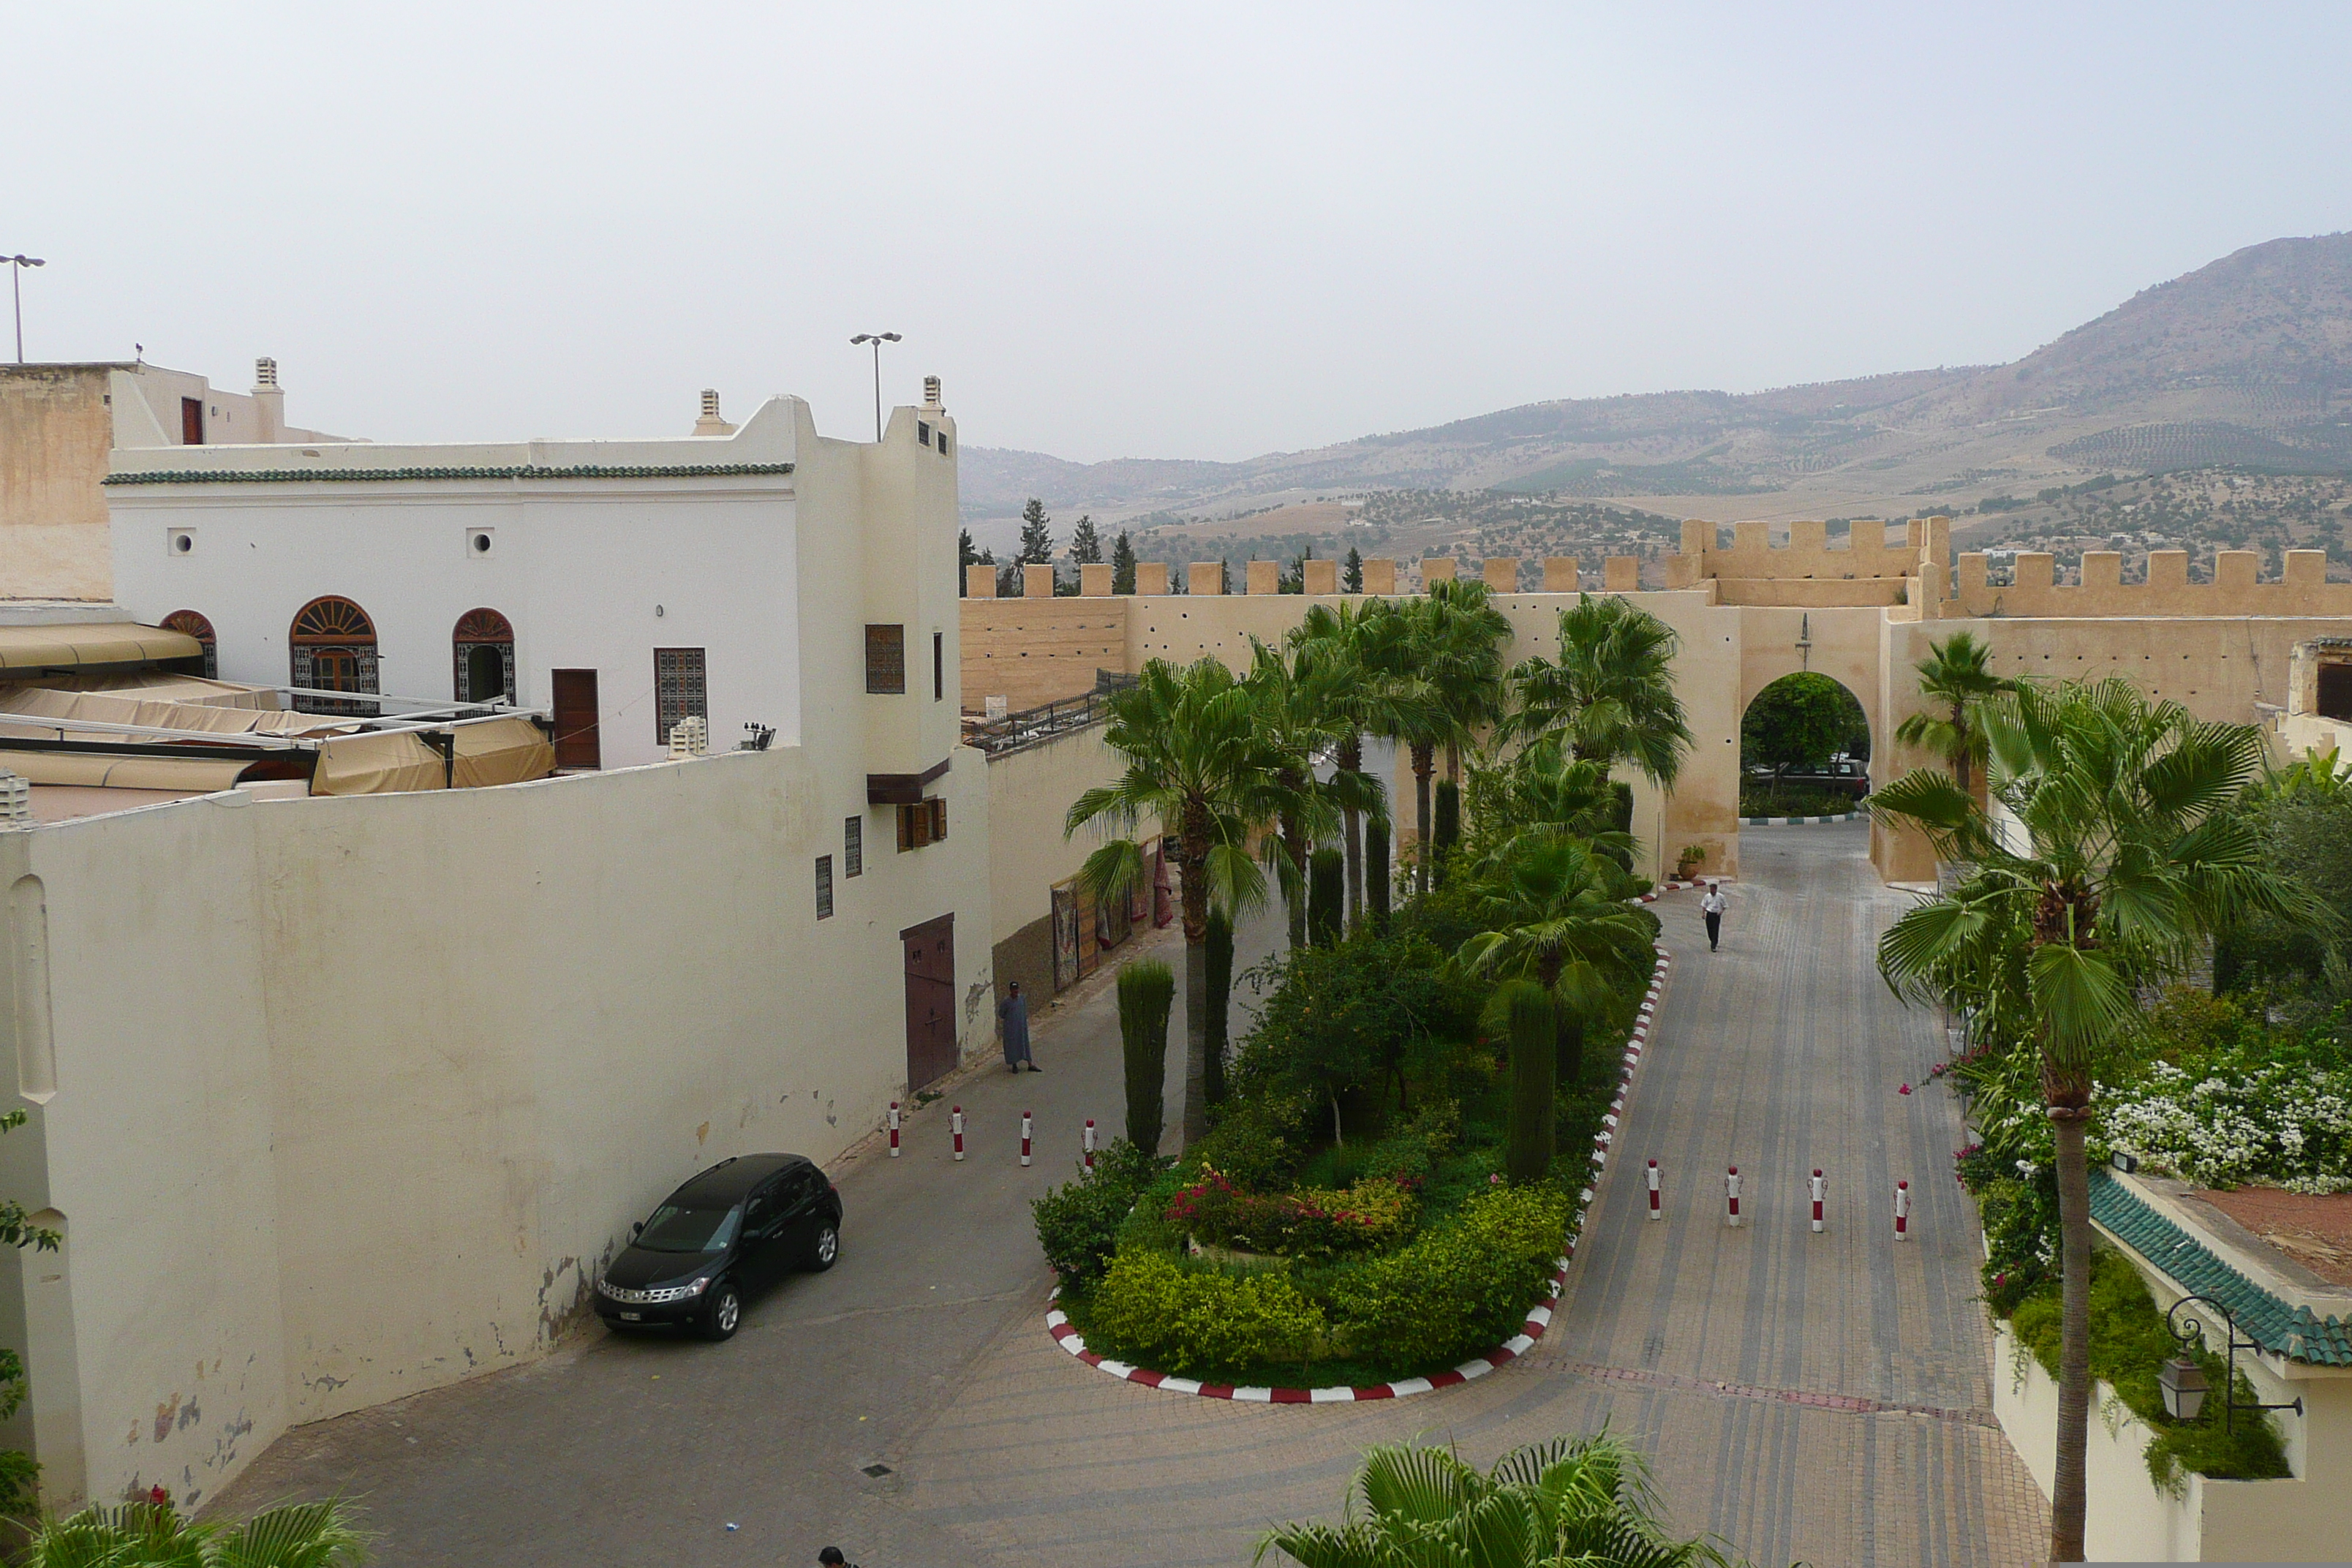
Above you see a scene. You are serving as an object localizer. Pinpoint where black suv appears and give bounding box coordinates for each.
[594,1153,843,1341]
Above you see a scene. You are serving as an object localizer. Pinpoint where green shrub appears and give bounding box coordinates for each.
[2008,1248,2290,1488]
[1191,1096,1308,1192]
[1328,1185,1569,1368]
[1117,960,1175,1156]
[1030,1139,1156,1286]
[1088,1250,1327,1376]
[1166,1169,1417,1259]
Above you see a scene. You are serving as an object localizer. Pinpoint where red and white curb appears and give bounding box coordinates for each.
[1044,900,1681,1403]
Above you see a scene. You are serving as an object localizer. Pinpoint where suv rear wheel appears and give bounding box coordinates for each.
[701,1282,742,1342]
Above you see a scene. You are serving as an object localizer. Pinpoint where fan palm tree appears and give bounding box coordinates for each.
[1068,657,1284,1143]
[1259,1432,1733,1568]
[1394,584,1511,894]
[1891,629,2013,798]
[1243,641,1343,951]
[1507,594,1692,788]
[27,1495,368,1567]
[1291,598,1425,929]
[1455,835,1659,1089]
[1872,678,2318,1563]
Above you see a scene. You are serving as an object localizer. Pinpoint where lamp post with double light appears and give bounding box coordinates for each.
[850,331,901,441]
[2161,1294,2304,1431]
[6,255,45,363]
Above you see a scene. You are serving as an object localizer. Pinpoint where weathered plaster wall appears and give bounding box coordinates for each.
[1950,548,2348,620]
[960,596,1132,714]
[984,723,1126,1006]
[0,366,116,600]
[0,743,990,1511]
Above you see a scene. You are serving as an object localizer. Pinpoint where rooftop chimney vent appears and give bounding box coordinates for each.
[693,389,736,437]
[255,357,279,387]
[923,375,943,409]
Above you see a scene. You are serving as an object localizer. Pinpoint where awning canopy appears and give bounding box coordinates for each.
[0,622,206,674]
[0,749,259,791]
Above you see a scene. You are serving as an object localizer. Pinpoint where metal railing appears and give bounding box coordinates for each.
[965,671,1137,756]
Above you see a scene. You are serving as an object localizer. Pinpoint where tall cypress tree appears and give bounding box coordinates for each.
[1070,515,1103,565]
[958,528,978,597]
[1111,530,1137,594]
[1344,546,1364,594]
[1017,499,1055,564]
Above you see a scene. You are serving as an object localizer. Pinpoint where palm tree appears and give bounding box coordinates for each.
[1507,594,1692,788]
[1872,678,2315,1563]
[1244,641,1343,951]
[28,1496,368,1567]
[1455,836,1659,1089]
[1292,598,1426,928]
[1392,585,1510,895]
[1259,1433,1733,1568]
[1891,629,2013,798]
[1068,657,1283,1144]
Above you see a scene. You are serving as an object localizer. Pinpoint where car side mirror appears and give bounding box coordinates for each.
[630,1221,643,1240]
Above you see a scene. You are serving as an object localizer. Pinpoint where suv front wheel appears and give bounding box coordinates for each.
[701,1282,742,1342]
[807,1220,840,1273]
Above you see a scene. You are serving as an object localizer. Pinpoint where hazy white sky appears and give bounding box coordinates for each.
[12,3,2351,462]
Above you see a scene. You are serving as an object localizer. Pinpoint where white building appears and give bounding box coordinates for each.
[0,381,990,1510]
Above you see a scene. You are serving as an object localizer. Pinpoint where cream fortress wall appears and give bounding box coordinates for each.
[962,522,2352,906]
[0,388,989,1509]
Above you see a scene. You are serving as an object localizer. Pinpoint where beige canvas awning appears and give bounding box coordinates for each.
[0,748,257,791]
[0,683,328,742]
[0,623,205,674]
[310,717,556,795]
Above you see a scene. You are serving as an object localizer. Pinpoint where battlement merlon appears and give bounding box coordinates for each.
[1665,517,1949,589]
[1948,549,2346,619]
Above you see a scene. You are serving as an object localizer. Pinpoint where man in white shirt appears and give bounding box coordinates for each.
[1700,880,1727,951]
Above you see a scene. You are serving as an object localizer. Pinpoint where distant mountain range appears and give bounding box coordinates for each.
[962,233,2352,537]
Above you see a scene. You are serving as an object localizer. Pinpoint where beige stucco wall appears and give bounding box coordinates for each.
[0,366,116,600]
[0,744,990,1510]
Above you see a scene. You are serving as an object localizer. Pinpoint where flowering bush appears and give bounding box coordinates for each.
[2103,1061,2352,1194]
[1166,1166,1418,1259]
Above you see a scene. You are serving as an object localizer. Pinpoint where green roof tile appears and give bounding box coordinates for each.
[2091,1169,2352,1366]
[103,462,794,486]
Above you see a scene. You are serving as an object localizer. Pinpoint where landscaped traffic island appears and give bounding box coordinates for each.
[1032,897,1662,1395]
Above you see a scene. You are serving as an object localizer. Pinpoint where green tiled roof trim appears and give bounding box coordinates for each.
[104,462,795,486]
[2090,1169,2352,1365]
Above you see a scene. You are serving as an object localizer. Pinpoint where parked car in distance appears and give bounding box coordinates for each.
[595,1153,842,1341]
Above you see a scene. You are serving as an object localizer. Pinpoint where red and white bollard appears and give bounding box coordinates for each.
[1083,1118,1096,1169]
[1646,1158,1662,1221]
[951,1105,965,1162]
[1725,1166,1742,1228]
[1894,1180,1910,1240]
[1021,1110,1033,1167]
[1810,1168,1827,1233]
[888,1101,901,1157]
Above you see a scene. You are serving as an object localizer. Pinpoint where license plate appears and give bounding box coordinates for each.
[620,1313,642,1322]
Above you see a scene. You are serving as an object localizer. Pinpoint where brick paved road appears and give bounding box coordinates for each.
[211,826,2046,1565]
[894,824,2048,1567]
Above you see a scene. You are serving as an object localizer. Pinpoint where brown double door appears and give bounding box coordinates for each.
[551,669,601,768]
[901,914,957,1093]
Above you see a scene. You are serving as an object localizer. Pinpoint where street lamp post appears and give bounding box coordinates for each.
[6,255,45,363]
[850,332,901,441]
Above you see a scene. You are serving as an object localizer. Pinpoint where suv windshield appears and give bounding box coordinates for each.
[637,1202,741,1254]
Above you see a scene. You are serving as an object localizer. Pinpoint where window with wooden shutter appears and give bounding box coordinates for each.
[654,647,707,744]
[865,625,906,694]
[929,796,947,843]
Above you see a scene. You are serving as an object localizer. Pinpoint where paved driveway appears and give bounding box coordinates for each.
[213,827,2044,1566]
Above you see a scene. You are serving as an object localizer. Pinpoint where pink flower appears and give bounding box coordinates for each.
[1898,1083,1913,1096]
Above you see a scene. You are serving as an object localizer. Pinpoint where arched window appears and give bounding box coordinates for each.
[289,596,379,715]
[452,608,516,704]
[159,610,217,679]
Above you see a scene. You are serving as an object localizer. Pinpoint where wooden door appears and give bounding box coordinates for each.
[901,913,957,1092]
[551,669,601,769]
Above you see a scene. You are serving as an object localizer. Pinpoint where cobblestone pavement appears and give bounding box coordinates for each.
[895,824,2050,1567]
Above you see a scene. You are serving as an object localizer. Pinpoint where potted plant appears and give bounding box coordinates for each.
[1675,844,1706,880]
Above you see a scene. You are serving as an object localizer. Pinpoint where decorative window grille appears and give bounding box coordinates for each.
[845,815,863,878]
[161,610,217,679]
[287,596,379,715]
[452,607,517,704]
[654,647,708,745]
[864,625,906,695]
[815,855,834,920]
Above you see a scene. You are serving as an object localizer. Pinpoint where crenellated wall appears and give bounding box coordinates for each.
[1948,549,2349,619]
